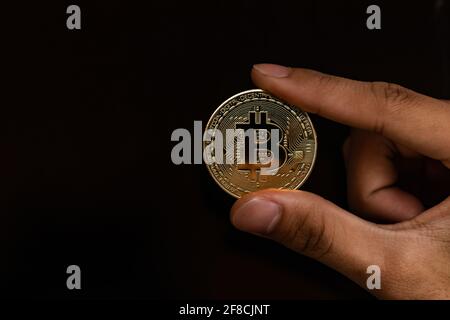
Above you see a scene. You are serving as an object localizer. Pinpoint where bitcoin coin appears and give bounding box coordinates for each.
[204,89,317,198]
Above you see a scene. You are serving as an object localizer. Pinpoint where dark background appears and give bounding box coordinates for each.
[1,0,449,299]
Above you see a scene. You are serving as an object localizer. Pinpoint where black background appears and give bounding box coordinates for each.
[1,0,448,299]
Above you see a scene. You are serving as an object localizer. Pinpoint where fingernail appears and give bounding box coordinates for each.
[232,198,281,235]
[253,64,292,78]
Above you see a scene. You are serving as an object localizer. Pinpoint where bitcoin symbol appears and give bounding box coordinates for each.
[204,89,317,198]
[235,107,286,182]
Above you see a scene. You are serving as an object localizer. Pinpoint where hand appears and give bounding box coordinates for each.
[230,64,450,299]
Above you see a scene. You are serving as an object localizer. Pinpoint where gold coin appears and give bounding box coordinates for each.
[204,89,317,198]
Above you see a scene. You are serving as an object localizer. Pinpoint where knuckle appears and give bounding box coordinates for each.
[368,81,414,134]
[311,73,342,117]
[315,72,336,87]
[372,81,412,107]
[314,72,342,95]
[279,203,334,259]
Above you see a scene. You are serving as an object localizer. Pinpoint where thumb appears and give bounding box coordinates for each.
[230,189,392,289]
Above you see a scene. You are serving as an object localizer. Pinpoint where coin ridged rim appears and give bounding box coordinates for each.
[204,89,318,198]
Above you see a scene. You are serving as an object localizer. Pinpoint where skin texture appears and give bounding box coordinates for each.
[230,64,450,299]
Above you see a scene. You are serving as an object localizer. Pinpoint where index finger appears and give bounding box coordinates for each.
[251,64,450,165]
